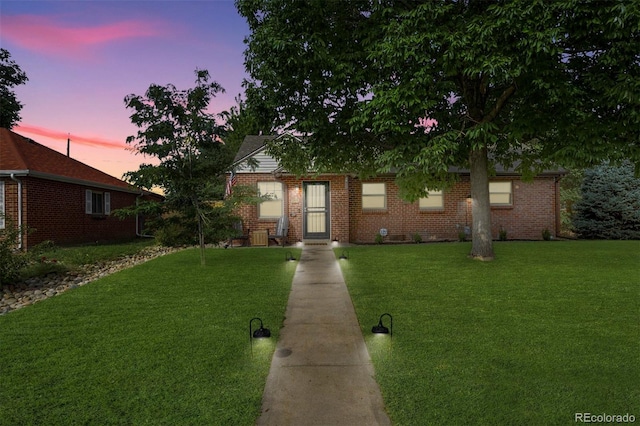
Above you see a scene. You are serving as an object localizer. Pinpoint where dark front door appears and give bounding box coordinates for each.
[303,182,330,239]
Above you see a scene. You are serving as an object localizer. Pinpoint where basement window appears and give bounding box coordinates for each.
[85,190,111,215]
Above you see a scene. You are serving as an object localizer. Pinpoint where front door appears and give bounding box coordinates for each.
[303,182,330,239]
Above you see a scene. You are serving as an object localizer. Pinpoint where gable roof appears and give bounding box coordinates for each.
[233,134,275,164]
[233,134,565,177]
[0,127,138,192]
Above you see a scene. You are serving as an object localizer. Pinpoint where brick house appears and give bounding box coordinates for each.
[0,128,162,249]
[230,134,564,244]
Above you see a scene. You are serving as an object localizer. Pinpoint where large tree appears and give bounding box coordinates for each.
[237,0,640,259]
[0,49,29,129]
[124,70,232,265]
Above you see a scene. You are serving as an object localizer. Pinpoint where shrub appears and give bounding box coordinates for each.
[499,228,508,241]
[542,228,552,241]
[0,219,28,288]
[573,162,640,239]
[412,233,423,244]
[375,233,384,244]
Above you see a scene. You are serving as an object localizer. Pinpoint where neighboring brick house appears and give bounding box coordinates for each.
[230,134,564,244]
[0,128,162,249]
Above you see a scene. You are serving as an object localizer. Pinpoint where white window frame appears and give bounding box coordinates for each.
[257,181,284,218]
[489,181,512,206]
[362,182,387,210]
[419,189,444,210]
[85,190,111,215]
[0,181,5,229]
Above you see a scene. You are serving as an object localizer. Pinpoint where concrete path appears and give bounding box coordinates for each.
[257,243,391,426]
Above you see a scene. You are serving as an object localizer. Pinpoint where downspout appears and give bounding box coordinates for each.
[9,173,23,249]
[136,192,154,238]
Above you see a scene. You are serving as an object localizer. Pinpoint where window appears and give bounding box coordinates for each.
[489,181,512,206]
[85,190,111,215]
[0,181,4,229]
[362,183,386,210]
[258,181,283,218]
[419,189,444,210]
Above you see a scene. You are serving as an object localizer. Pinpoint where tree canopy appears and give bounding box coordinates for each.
[123,70,235,264]
[237,0,640,259]
[0,49,29,129]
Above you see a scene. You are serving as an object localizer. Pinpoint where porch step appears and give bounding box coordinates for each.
[302,240,330,246]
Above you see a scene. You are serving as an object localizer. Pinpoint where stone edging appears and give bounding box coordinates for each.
[1,246,182,315]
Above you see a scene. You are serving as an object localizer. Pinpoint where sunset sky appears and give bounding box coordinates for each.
[1,0,250,180]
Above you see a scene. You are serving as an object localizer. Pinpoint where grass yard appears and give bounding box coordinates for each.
[19,238,158,279]
[338,240,639,425]
[0,247,299,425]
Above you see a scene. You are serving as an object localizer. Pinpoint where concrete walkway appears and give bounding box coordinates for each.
[257,243,391,426]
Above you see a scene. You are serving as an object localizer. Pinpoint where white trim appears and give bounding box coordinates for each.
[0,170,139,194]
[104,192,111,215]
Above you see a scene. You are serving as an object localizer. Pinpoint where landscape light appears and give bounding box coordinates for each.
[249,317,271,340]
[372,313,393,338]
[285,251,296,262]
[339,250,349,260]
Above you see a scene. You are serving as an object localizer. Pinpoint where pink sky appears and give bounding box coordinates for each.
[1,1,249,180]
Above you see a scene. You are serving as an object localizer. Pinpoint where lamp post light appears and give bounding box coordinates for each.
[249,317,271,356]
[372,313,393,338]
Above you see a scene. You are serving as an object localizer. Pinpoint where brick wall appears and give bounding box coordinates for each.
[232,173,559,244]
[234,174,350,243]
[349,175,559,243]
[1,176,140,248]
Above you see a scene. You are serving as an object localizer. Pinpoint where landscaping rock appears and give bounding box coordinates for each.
[0,246,181,315]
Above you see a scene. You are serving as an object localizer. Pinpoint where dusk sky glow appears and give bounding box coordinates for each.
[1,0,250,180]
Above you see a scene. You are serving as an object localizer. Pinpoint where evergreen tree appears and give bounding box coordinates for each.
[573,162,640,239]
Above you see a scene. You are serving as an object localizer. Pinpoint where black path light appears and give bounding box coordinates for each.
[249,317,271,356]
[285,251,296,262]
[249,317,271,339]
[338,250,349,260]
[372,313,393,338]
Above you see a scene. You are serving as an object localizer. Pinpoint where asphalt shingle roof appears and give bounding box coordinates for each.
[0,128,136,191]
[232,135,275,164]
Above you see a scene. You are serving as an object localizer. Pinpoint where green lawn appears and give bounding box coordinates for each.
[19,238,158,279]
[0,248,299,425]
[338,241,639,425]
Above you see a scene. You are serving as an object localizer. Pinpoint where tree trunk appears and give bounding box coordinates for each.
[469,146,495,260]
[198,214,206,266]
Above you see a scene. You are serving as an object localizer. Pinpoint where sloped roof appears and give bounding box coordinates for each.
[233,134,275,164]
[0,127,138,192]
[233,134,565,177]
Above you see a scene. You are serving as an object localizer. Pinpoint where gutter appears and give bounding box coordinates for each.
[9,173,23,249]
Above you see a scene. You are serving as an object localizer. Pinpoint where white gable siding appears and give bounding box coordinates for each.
[236,151,280,173]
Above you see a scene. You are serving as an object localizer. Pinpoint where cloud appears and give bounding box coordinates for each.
[1,14,166,59]
[15,124,128,150]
